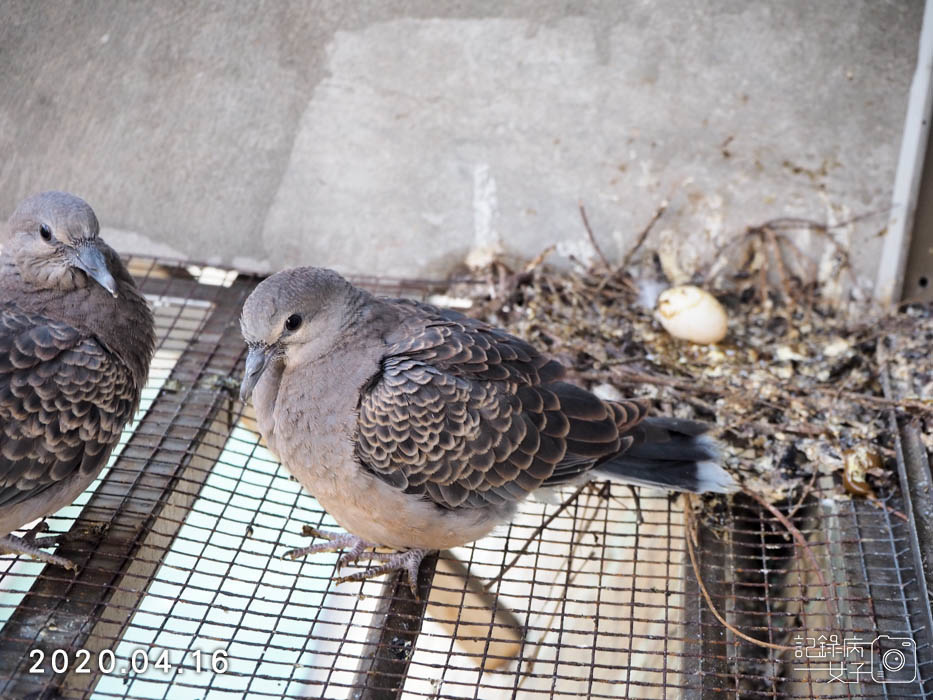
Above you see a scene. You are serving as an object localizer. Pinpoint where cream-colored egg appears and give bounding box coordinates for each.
[655,285,728,344]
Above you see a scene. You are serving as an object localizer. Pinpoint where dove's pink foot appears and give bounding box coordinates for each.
[285,526,427,597]
[284,526,371,566]
[334,548,427,598]
[0,520,77,571]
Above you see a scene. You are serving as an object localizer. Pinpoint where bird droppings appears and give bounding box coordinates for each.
[389,635,413,661]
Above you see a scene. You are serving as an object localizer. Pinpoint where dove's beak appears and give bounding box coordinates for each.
[240,345,270,402]
[73,242,118,298]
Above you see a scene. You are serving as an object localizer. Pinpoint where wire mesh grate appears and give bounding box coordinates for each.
[0,256,929,699]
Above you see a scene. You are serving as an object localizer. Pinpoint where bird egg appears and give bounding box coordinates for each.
[655,285,728,344]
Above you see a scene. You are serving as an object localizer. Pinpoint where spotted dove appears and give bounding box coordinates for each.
[0,192,154,569]
[239,267,734,594]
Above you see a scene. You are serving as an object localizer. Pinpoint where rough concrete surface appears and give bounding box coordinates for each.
[0,1,923,285]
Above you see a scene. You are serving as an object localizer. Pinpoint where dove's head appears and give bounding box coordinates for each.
[5,191,120,297]
[239,267,362,402]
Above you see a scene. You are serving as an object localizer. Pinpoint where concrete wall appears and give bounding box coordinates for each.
[0,1,922,285]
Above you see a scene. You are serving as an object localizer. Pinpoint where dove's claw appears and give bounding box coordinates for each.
[0,523,78,571]
[334,548,427,599]
[286,526,426,597]
[284,528,369,560]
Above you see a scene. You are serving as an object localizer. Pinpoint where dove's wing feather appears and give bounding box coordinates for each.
[356,301,647,509]
[0,302,139,510]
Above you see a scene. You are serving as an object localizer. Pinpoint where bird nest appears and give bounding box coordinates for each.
[453,242,932,507]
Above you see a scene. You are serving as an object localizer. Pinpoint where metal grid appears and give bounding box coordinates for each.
[0,256,929,699]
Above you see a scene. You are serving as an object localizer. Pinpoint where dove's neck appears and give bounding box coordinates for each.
[340,288,404,345]
[83,278,155,389]
[0,254,155,389]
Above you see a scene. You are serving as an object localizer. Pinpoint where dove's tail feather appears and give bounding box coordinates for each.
[593,417,736,494]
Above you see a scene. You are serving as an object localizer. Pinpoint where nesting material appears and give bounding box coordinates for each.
[655,285,729,344]
[449,254,932,504]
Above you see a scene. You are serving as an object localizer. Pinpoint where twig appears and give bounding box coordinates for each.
[478,248,557,318]
[610,366,714,392]
[771,232,819,287]
[578,202,611,270]
[484,482,590,591]
[764,226,793,301]
[742,487,840,622]
[683,495,795,651]
[867,341,921,524]
[608,365,933,416]
[762,209,889,234]
[579,369,720,415]
[742,422,826,438]
[516,486,608,683]
[710,212,885,295]
[836,390,932,411]
[785,470,819,521]
[620,202,667,270]
[522,245,556,274]
[866,494,909,522]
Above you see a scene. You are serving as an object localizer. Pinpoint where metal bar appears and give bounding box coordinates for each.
[880,350,933,692]
[902,128,933,302]
[682,507,732,700]
[876,0,933,305]
[351,552,438,700]
[895,421,933,598]
[0,276,258,699]
[138,273,240,303]
[890,419,933,693]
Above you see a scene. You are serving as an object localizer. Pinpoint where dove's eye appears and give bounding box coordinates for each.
[39,224,53,241]
[285,314,302,332]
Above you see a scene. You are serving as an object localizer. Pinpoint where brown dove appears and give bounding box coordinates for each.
[239,267,734,594]
[0,192,155,569]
